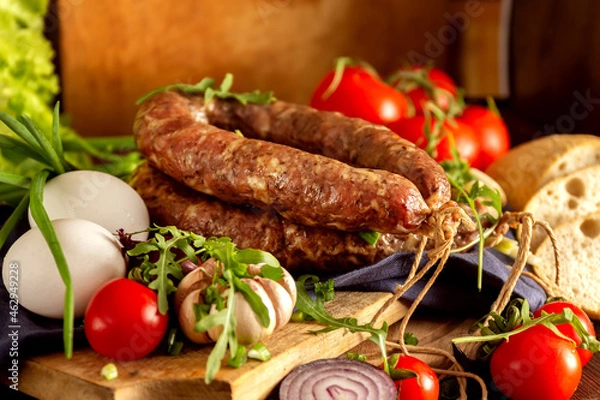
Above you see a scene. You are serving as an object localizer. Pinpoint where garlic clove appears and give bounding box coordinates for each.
[178,289,212,344]
[174,258,217,313]
[254,276,294,330]
[240,278,277,339]
[277,267,297,306]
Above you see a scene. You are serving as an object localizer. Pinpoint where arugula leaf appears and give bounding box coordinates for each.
[442,158,503,290]
[136,73,276,106]
[294,275,391,373]
[125,225,285,382]
[232,276,270,328]
[234,247,281,269]
[135,78,216,105]
[195,269,239,384]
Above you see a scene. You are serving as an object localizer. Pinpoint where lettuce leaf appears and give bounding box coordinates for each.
[0,0,87,176]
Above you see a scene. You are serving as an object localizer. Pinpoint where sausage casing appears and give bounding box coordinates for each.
[204,99,451,210]
[134,91,431,234]
[129,162,423,273]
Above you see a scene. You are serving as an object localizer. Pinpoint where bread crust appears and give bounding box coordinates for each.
[486,134,600,211]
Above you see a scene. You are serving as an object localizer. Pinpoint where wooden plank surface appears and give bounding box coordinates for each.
[17,291,410,400]
[8,306,600,399]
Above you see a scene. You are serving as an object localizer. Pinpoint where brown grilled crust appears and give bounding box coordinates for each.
[205,99,450,210]
[134,91,431,234]
[130,162,423,274]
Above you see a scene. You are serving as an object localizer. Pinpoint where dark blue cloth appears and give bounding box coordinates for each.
[332,247,546,317]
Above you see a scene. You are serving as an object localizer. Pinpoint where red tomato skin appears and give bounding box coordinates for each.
[84,278,168,361]
[459,105,510,171]
[533,301,596,367]
[490,324,582,400]
[387,116,480,165]
[310,66,408,125]
[392,355,439,400]
[391,66,457,114]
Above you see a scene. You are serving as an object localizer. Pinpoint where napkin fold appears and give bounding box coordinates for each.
[331,247,546,317]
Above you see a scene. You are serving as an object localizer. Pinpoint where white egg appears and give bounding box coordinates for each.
[2,218,127,318]
[28,170,150,240]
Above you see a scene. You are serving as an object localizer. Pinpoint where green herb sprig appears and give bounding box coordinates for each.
[29,170,75,357]
[443,161,503,290]
[0,107,77,357]
[135,73,276,106]
[125,225,283,383]
[0,103,144,359]
[294,275,391,373]
[416,101,504,291]
[453,298,600,359]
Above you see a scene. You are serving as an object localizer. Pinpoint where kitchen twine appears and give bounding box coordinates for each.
[371,209,562,400]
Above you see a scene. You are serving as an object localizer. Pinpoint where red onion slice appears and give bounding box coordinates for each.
[279,358,397,400]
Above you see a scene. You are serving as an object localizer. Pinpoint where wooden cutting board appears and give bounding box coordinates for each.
[18,291,410,400]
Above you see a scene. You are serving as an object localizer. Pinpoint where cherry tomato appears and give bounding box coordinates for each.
[533,301,596,367]
[389,354,439,400]
[84,278,168,360]
[459,105,510,170]
[310,65,408,125]
[389,66,458,114]
[387,115,480,165]
[490,324,582,400]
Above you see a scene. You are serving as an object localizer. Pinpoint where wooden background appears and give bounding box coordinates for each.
[52,0,600,143]
[52,0,495,137]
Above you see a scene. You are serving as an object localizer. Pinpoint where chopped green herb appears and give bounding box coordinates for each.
[167,328,185,356]
[314,279,336,302]
[403,332,419,346]
[358,230,381,246]
[248,343,272,361]
[346,352,367,362]
[100,363,118,381]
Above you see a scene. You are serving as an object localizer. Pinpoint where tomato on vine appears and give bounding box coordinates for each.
[387,115,480,165]
[310,58,409,125]
[490,324,582,400]
[388,65,458,114]
[386,353,439,400]
[533,301,597,367]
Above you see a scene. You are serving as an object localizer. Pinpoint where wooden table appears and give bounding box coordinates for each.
[3,299,599,399]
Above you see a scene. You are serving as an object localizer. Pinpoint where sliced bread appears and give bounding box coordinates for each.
[524,164,600,251]
[534,212,600,320]
[486,134,600,211]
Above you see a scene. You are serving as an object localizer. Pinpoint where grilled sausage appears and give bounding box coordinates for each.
[130,162,423,273]
[204,99,451,210]
[134,91,432,234]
